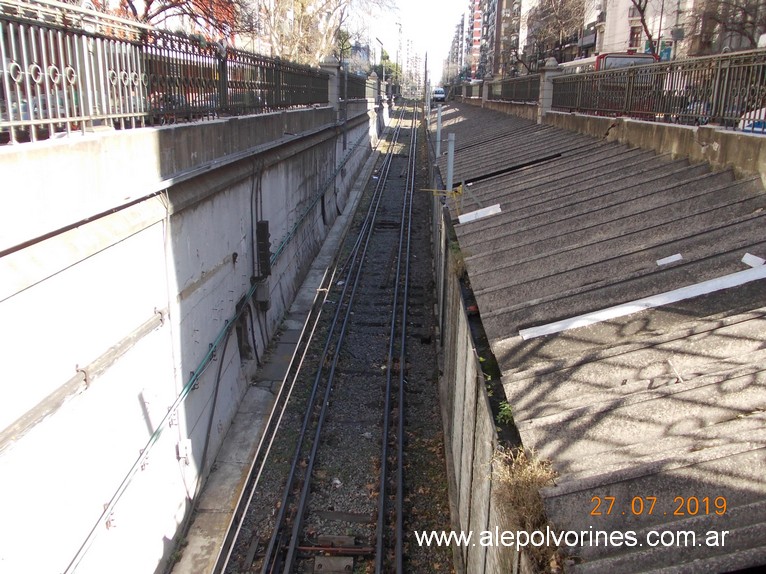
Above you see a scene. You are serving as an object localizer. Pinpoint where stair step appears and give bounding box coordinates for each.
[475,177,764,274]
[555,412,766,480]
[520,369,766,464]
[566,519,766,574]
[542,447,766,534]
[495,146,651,199]
[505,311,766,422]
[543,431,766,505]
[500,303,766,382]
[568,498,766,563]
[647,546,766,573]
[507,155,685,220]
[516,355,766,427]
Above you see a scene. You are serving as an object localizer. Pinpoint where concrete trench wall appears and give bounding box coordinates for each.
[432,201,536,574]
[0,98,381,574]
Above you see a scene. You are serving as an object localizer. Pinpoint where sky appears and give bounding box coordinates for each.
[368,0,468,83]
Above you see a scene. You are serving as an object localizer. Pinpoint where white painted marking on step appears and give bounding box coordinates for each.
[742,253,765,268]
[519,265,766,340]
[457,204,501,224]
[656,253,683,266]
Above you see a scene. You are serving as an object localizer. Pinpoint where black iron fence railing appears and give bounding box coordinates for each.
[341,74,367,100]
[0,0,331,144]
[464,82,482,98]
[488,74,540,103]
[552,48,766,133]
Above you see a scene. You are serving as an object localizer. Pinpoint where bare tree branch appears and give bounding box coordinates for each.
[627,0,657,57]
[690,0,766,53]
[524,0,585,61]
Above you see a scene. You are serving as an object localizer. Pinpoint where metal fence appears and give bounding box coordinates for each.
[488,74,540,103]
[345,72,376,100]
[464,81,482,99]
[552,48,766,133]
[1,0,330,144]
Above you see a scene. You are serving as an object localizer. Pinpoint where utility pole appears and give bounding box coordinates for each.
[375,36,385,97]
[396,22,402,98]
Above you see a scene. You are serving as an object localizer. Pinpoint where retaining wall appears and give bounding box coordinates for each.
[0,97,381,573]
[459,96,766,185]
[542,112,766,185]
[432,199,535,574]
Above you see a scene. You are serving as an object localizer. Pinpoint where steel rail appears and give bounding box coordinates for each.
[374,105,418,574]
[255,105,409,574]
[215,108,403,574]
[281,105,412,573]
[214,106,400,574]
[397,104,419,571]
[211,265,335,574]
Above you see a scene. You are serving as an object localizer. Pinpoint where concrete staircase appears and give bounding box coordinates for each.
[503,304,766,573]
[437,103,766,572]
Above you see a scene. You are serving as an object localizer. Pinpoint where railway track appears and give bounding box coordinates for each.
[214,103,433,574]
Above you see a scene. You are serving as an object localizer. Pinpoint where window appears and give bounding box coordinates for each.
[629,25,643,48]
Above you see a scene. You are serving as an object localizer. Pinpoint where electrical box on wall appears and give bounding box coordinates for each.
[255,279,270,311]
[256,220,271,278]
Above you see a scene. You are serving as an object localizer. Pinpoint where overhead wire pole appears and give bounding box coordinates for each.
[375,36,385,101]
[396,21,401,99]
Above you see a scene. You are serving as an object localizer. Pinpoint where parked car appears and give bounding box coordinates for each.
[431,87,446,103]
[739,107,766,133]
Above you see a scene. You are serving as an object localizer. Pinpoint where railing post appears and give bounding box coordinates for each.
[710,58,729,123]
[320,60,340,112]
[446,132,455,192]
[482,76,491,107]
[217,41,228,111]
[80,35,93,130]
[537,57,561,124]
[624,68,635,114]
[436,105,442,157]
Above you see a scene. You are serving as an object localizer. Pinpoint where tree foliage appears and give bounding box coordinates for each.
[523,0,586,59]
[233,0,395,66]
[110,0,393,66]
[245,0,350,65]
[119,0,237,35]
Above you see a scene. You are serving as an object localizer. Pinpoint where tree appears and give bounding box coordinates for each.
[627,0,658,57]
[232,0,394,66]
[690,0,766,54]
[119,0,238,38]
[523,0,586,62]
[110,1,393,66]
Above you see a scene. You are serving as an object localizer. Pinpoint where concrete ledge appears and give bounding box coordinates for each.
[483,100,538,122]
[543,112,766,186]
[0,107,338,253]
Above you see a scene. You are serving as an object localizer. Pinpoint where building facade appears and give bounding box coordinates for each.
[447,0,766,80]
